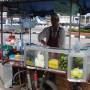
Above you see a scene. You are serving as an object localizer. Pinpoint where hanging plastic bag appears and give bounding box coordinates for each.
[72,39,81,52]
[3,64,13,88]
[21,17,37,29]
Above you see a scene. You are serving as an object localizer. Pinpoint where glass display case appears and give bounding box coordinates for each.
[25,45,46,68]
[67,51,90,82]
[46,48,69,71]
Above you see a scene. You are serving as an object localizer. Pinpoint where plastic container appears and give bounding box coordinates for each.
[25,45,46,68]
[46,48,69,71]
[67,51,90,82]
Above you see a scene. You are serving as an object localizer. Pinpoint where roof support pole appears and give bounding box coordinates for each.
[69,0,72,52]
[78,13,81,41]
[0,3,4,63]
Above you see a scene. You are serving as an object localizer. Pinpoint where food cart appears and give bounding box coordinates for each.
[0,0,90,90]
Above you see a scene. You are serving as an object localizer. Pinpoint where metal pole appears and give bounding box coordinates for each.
[11,17,13,33]
[20,17,25,65]
[1,4,4,64]
[78,13,81,41]
[29,28,31,44]
[27,70,32,90]
[69,1,80,90]
[20,17,24,54]
[69,0,72,52]
[18,68,22,87]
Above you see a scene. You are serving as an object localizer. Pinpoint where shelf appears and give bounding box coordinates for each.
[0,59,25,67]
[9,60,25,67]
[0,32,26,34]
[26,66,66,75]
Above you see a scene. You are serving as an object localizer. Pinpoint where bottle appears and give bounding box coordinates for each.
[33,71,39,90]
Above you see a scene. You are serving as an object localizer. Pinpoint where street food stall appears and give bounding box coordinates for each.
[0,0,90,90]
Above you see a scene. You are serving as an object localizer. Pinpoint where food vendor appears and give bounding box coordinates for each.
[38,13,65,48]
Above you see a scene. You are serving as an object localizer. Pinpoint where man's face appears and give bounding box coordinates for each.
[51,17,59,29]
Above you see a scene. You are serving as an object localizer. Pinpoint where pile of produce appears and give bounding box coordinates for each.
[71,68,83,79]
[72,57,83,68]
[70,57,83,79]
[26,53,35,66]
[26,52,45,68]
[26,57,34,66]
[48,59,59,69]
[59,54,68,71]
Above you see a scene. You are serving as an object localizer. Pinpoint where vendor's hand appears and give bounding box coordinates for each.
[40,40,46,45]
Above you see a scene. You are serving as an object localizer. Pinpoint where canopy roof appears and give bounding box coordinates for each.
[0,0,89,17]
[0,1,55,17]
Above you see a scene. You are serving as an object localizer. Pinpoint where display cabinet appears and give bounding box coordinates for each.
[24,46,69,72]
[67,51,90,82]
[25,45,47,68]
[46,48,69,71]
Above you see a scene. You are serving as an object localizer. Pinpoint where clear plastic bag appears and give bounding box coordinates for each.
[3,64,13,88]
[72,39,81,52]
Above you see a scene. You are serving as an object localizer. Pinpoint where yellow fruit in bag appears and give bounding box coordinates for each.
[48,59,59,69]
[71,68,83,79]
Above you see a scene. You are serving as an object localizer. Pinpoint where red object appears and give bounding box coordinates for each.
[34,71,38,81]
[6,35,15,42]
[9,35,15,39]
[6,34,16,45]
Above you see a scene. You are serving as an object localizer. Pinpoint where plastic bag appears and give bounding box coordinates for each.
[72,39,81,52]
[3,64,13,88]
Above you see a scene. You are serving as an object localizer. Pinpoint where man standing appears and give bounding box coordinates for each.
[38,13,65,49]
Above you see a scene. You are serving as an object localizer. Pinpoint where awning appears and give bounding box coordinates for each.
[78,0,90,15]
[2,1,55,17]
[0,0,89,17]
